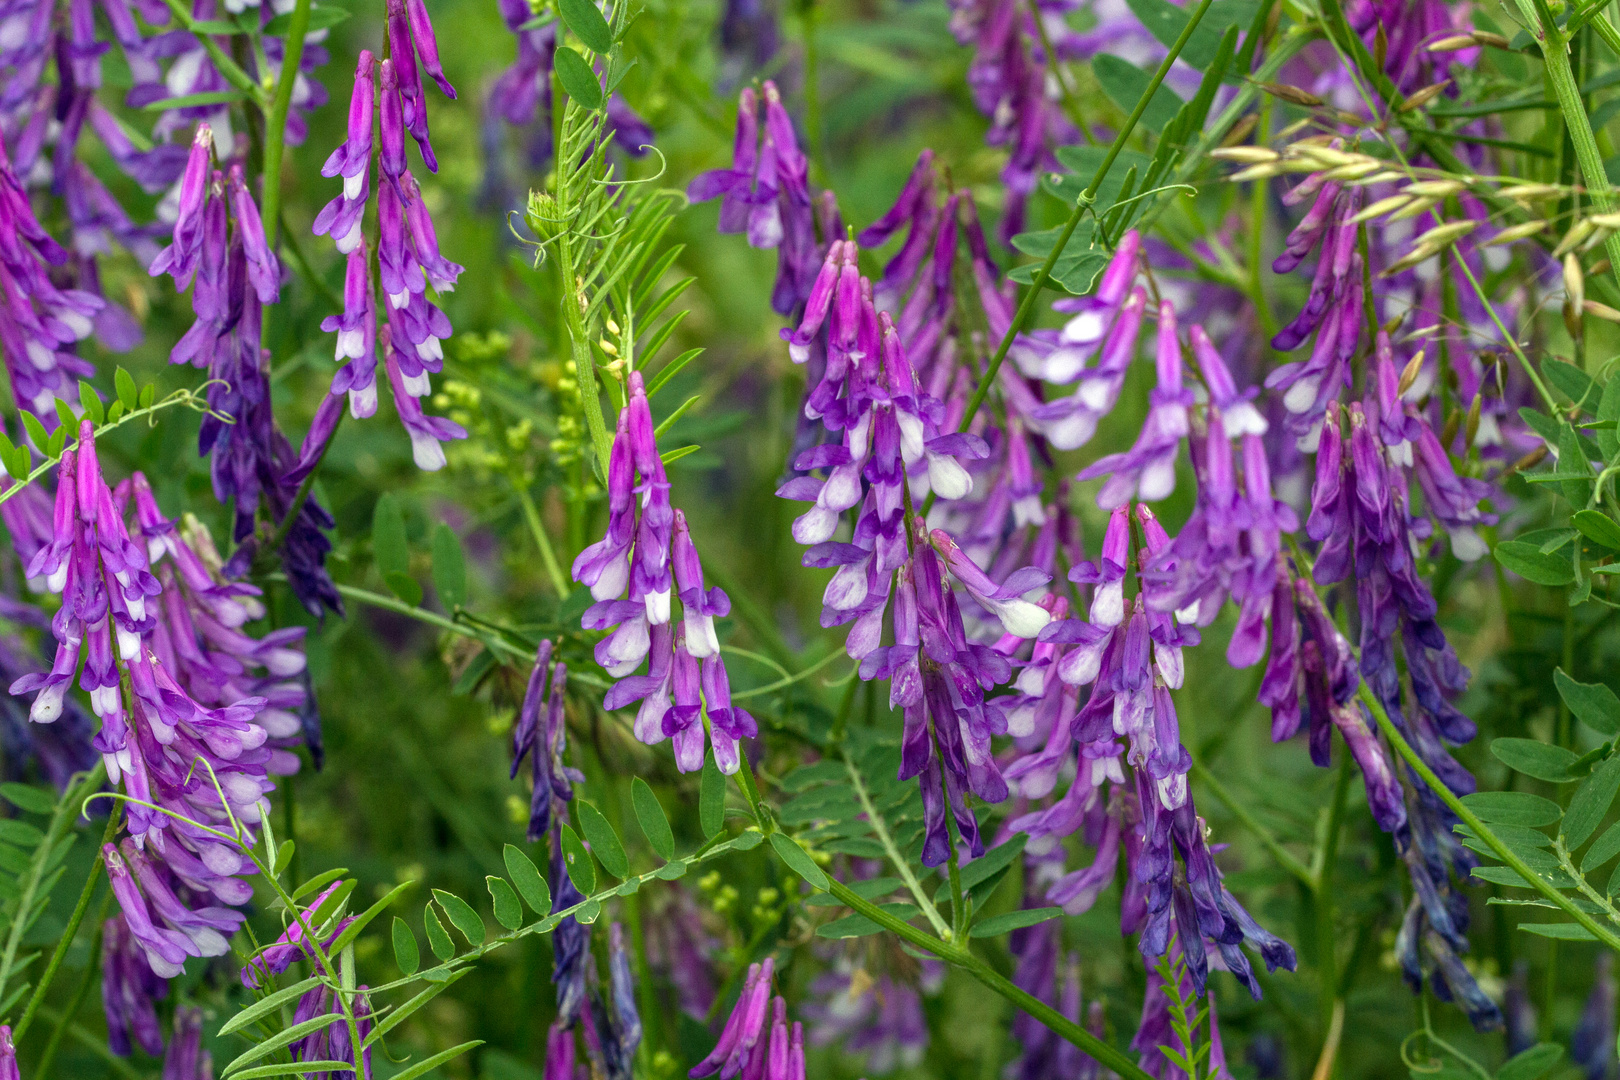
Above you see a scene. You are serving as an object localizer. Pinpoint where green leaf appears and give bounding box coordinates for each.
[217,975,322,1036]
[142,90,248,111]
[970,906,1064,938]
[559,823,597,894]
[655,860,688,880]
[1599,376,1620,459]
[19,411,47,453]
[503,844,551,914]
[781,761,847,791]
[1460,791,1562,827]
[383,571,422,607]
[814,913,884,938]
[433,889,486,947]
[1120,0,1258,69]
[1558,420,1596,507]
[114,367,138,410]
[105,401,125,423]
[1517,922,1597,940]
[45,425,67,460]
[553,46,603,109]
[557,0,613,51]
[631,778,674,860]
[486,876,523,930]
[0,785,52,815]
[77,383,104,426]
[423,902,455,961]
[1584,822,1620,871]
[1545,359,1597,410]
[221,1011,347,1076]
[1573,510,1620,551]
[273,840,295,875]
[0,820,45,846]
[392,917,420,975]
[229,1062,355,1078]
[646,348,704,398]
[768,833,830,891]
[382,1038,484,1080]
[451,649,496,696]
[289,868,349,903]
[361,970,472,1049]
[52,399,75,435]
[430,523,466,610]
[1496,1043,1564,1080]
[138,382,156,408]
[1564,755,1620,848]
[700,753,725,839]
[327,881,414,955]
[263,4,350,33]
[1092,54,1187,133]
[372,495,409,578]
[1555,668,1620,735]
[1491,738,1579,782]
[575,801,629,879]
[1494,540,1574,586]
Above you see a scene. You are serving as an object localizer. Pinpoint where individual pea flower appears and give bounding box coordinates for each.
[550,814,592,1024]
[314,51,375,254]
[0,1026,13,1080]
[1006,920,1104,1080]
[0,630,99,791]
[545,1021,586,1080]
[104,839,246,980]
[102,914,168,1057]
[1028,286,1149,452]
[1076,300,1192,508]
[384,0,456,171]
[162,1006,211,1080]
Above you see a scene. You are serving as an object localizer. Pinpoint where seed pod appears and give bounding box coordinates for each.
[1404,179,1468,198]
[1590,258,1612,277]
[1440,407,1461,448]
[1509,444,1549,475]
[1356,170,1409,186]
[1564,253,1585,314]
[1499,183,1564,202]
[1293,143,1359,167]
[1322,160,1385,181]
[1464,392,1482,449]
[1585,300,1620,324]
[1485,220,1548,245]
[1230,163,1282,183]
[1398,350,1426,396]
[1589,212,1620,230]
[1426,33,1478,51]
[1262,83,1325,107]
[1473,30,1510,47]
[1553,219,1597,258]
[1388,196,1441,222]
[1211,146,1281,164]
[1412,220,1478,248]
[1221,114,1260,147]
[1399,80,1452,111]
[1351,194,1414,223]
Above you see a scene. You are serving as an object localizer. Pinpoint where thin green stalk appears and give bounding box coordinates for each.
[952,0,1219,438]
[32,1006,144,1080]
[261,407,342,560]
[840,754,951,938]
[1360,684,1620,953]
[513,478,571,597]
[1313,757,1353,1030]
[1513,0,1620,296]
[1190,761,1316,888]
[800,0,827,180]
[259,0,313,244]
[33,889,112,1080]
[5,766,111,1037]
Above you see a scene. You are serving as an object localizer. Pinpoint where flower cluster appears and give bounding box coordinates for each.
[313,38,467,471]
[691,957,807,1080]
[513,639,581,841]
[577,371,756,774]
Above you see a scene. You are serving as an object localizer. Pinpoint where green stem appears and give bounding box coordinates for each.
[32,1006,143,1080]
[1514,0,1620,296]
[258,0,312,244]
[840,754,951,937]
[5,766,111,1037]
[1190,760,1316,888]
[951,0,1219,438]
[1360,684,1620,953]
[513,478,571,597]
[261,407,342,561]
[1313,756,1352,1028]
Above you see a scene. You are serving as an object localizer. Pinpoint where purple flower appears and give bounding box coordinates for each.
[161,1006,211,1080]
[289,982,375,1078]
[1572,955,1616,1080]
[1076,299,1191,508]
[314,51,374,253]
[512,643,582,842]
[240,881,354,988]
[690,957,798,1080]
[102,915,167,1057]
[0,1026,14,1080]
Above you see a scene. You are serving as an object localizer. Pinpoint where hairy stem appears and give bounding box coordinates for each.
[258,0,313,244]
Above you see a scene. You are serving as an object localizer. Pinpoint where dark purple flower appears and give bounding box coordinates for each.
[102,915,167,1057]
[161,1005,210,1080]
[1572,955,1616,1080]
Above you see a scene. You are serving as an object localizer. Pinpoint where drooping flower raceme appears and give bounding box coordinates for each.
[312,49,467,471]
[582,371,756,774]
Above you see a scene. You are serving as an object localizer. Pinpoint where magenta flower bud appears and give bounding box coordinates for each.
[149,124,213,289]
[672,510,729,658]
[702,655,756,774]
[321,242,375,367]
[401,172,463,293]
[1096,229,1141,308]
[404,0,456,98]
[227,164,280,305]
[379,59,408,184]
[1190,323,1266,437]
[322,51,374,196]
[663,635,704,771]
[383,339,466,471]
